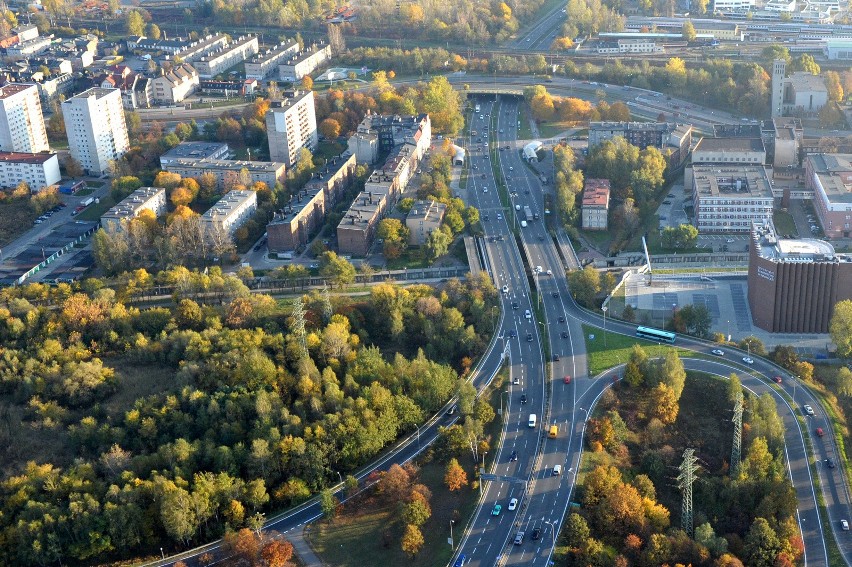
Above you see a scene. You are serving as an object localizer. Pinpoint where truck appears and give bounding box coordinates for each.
[523,206,534,222]
[80,196,94,207]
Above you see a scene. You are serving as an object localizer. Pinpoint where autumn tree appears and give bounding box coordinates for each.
[64,156,84,178]
[261,539,294,567]
[444,458,468,491]
[301,75,314,90]
[126,10,145,35]
[830,299,852,357]
[401,524,424,556]
[319,118,341,139]
[649,383,679,425]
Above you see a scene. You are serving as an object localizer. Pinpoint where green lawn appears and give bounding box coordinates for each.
[773,210,798,237]
[76,195,115,221]
[538,121,576,139]
[518,106,533,140]
[582,323,696,375]
[627,219,712,254]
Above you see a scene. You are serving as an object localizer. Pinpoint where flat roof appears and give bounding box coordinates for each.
[808,153,852,204]
[202,190,256,221]
[0,82,36,99]
[0,151,55,164]
[166,157,285,173]
[692,165,774,199]
[407,199,446,222]
[65,87,119,100]
[787,72,828,93]
[752,219,847,262]
[694,137,765,153]
[160,142,229,161]
[102,186,164,220]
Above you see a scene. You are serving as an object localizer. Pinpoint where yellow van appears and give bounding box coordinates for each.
[549,425,558,438]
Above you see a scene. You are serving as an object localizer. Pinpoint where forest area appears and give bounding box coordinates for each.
[564,346,800,567]
[0,273,498,565]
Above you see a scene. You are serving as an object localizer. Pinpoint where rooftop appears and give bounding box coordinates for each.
[167,157,285,173]
[692,165,774,199]
[65,87,120,101]
[160,142,229,161]
[713,123,762,138]
[0,82,36,99]
[280,41,329,65]
[407,199,446,222]
[694,137,765,153]
[202,190,256,221]
[752,219,848,262]
[807,153,852,204]
[787,72,828,94]
[0,151,55,164]
[268,153,355,226]
[582,179,611,207]
[268,89,314,110]
[247,40,299,64]
[590,121,678,131]
[102,187,165,220]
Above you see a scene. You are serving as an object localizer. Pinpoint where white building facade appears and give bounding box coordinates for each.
[0,83,49,154]
[266,90,319,166]
[0,151,60,190]
[62,88,130,176]
[201,190,258,235]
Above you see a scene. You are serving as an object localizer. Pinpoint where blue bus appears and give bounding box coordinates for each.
[636,326,676,344]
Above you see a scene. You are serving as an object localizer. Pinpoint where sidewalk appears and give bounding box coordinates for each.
[291,525,323,567]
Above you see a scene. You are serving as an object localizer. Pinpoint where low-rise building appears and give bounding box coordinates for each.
[589,121,692,167]
[159,142,230,167]
[7,36,51,58]
[780,72,829,118]
[772,117,803,167]
[149,63,199,104]
[100,186,167,230]
[162,157,286,190]
[245,40,300,80]
[690,165,774,232]
[596,39,664,54]
[406,200,446,246]
[347,112,432,165]
[824,38,852,60]
[805,153,852,238]
[193,36,259,79]
[581,178,611,231]
[267,152,357,252]
[691,137,766,165]
[134,37,189,54]
[201,190,258,235]
[278,42,332,81]
[0,151,60,190]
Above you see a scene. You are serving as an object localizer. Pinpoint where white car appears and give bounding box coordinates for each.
[524,309,531,320]
[711,349,725,356]
[804,405,815,416]
[726,238,735,243]
[502,285,509,294]
[483,188,489,193]
[842,519,849,531]
[513,377,520,385]
[742,357,754,364]
[508,498,518,511]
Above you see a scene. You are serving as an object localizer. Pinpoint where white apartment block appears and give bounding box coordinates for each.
[0,151,60,191]
[691,165,775,232]
[149,64,199,104]
[201,190,258,235]
[0,83,49,153]
[266,90,318,166]
[62,88,130,176]
[194,36,259,79]
[162,158,286,190]
[7,36,51,58]
[100,186,167,230]
[278,43,332,81]
[245,41,300,80]
[13,24,39,43]
[172,34,229,63]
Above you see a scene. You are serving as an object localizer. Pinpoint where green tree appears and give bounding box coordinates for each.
[739,335,766,356]
[402,493,431,526]
[792,53,820,75]
[319,252,356,289]
[426,226,452,261]
[568,265,601,308]
[761,44,791,66]
[126,10,145,35]
[682,20,696,41]
[744,517,783,567]
[319,489,338,521]
[830,299,852,357]
[377,218,409,259]
[146,22,161,39]
[660,351,686,400]
[564,512,591,548]
[160,487,199,545]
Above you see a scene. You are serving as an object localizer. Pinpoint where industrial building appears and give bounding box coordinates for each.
[748,219,852,333]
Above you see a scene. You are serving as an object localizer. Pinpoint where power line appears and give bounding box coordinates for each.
[677,448,701,538]
[730,392,743,478]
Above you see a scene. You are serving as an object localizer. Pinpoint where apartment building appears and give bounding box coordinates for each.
[62,87,129,175]
[278,42,332,81]
[406,200,447,245]
[7,36,51,58]
[347,112,432,165]
[265,90,318,166]
[201,190,258,235]
[0,151,60,191]
[691,165,775,232]
[171,34,228,63]
[805,153,852,239]
[100,186,167,230]
[245,40,300,80]
[193,36,259,79]
[589,121,692,166]
[267,152,356,252]
[0,83,49,153]
[149,63,199,104]
[162,157,286,190]
[581,178,611,231]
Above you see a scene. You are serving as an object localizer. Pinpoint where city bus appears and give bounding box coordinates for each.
[636,326,676,344]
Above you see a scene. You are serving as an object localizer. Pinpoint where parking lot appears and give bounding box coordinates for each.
[657,185,689,229]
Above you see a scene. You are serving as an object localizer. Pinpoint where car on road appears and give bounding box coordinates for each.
[508,330,517,338]
[773,376,782,384]
[509,166,514,171]
[804,405,815,416]
[816,427,825,437]
[508,497,518,510]
[842,520,849,531]
[558,316,565,323]
[552,291,559,298]
[491,504,502,516]
[502,285,509,294]
[484,188,489,193]
[742,357,754,364]
[447,404,457,416]
[524,309,531,320]
[561,331,569,338]
[520,394,527,404]
[512,302,519,309]
[509,451,517,462]
[513,377,520,385]
[513,531,525,545]
[827,458,836,469]
[711,349,725,356]
[564,375,572,384]
[726,238,735,243]
[496,212,501,219]
[553,354,559,361]
[546,269,553,275]
[531,528,541,541]
[663,200,671,205]
[453,554,466,567]
[526,333,533,342]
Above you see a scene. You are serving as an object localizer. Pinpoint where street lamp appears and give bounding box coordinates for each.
[543,520,555,539]
[335,471,342,484]
[578,407,589,421]
[416,424,420,448]
[160,548,165,560]
[602,306,608,347]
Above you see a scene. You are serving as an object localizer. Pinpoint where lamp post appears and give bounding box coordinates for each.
[727,320,731,342]
[160,548,165,560]
[336,471,342,485]
[602,306,608,347]
[450,520,455,549]
[543,520,555,539]
[416,424,420,448]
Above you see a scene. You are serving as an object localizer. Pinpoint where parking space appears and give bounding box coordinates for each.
[657,185,688,229]
[697,234,750,253]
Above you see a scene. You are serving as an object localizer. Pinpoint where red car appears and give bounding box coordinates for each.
[563,375,571,384]
[773,376,782,384]
[816,428,825,437]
